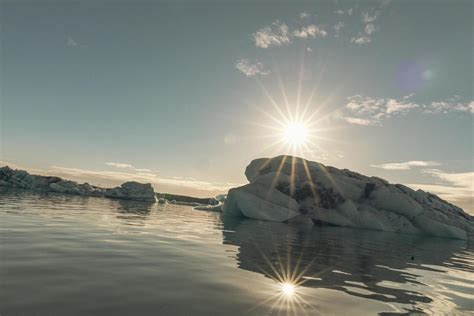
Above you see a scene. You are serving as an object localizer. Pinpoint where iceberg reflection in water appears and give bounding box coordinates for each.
[220,214,474,314]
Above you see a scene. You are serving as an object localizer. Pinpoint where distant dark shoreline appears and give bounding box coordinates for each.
[0,166,216,205]
[156,193,215,205]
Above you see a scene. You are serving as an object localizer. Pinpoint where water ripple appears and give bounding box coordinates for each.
[0,189,473,315]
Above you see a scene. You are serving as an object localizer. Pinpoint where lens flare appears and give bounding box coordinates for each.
[282,122,308,146]
[281,282,296,296]
[246,50,339,161]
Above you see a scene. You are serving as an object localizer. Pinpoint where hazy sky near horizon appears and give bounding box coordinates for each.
[1,1,473,212]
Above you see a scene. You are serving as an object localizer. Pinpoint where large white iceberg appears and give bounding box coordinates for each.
[223,156,474,240]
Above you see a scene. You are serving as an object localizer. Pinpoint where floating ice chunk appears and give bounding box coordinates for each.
[224,156,473,239]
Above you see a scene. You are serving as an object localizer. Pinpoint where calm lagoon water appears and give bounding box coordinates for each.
[1,189,473,315]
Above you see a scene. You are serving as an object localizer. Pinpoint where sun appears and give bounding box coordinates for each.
[248,70,335,158]
[282,121,309,146]
[281,282,296,296]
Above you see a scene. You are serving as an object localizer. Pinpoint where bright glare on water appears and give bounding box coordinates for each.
[0,189,473,315]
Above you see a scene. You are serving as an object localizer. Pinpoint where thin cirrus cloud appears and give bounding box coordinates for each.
[368,161,473,214]
[50,166,233,192]
[1,160,234,194]
[343,117,373,126]
[105,162,151,172]
[371,160,441,170]
[0,160,26,171]
[423,169,474,191]
[341,94,473,126]
[408,169,474,214]
[235,59,269,77]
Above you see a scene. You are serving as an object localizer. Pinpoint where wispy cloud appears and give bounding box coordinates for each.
[386,98,418,114]
[424,169,474,190]
[67,37,79,47]
[368,160,473,213]
[240,19,328,76]
[299,12,309,19]
[253,21,290,48]
[0,160,22,170]
[105,162,151,172]
[333,22,345,36]
[351,16,376,44]
[362,12,378,23]
[253,19,329,49]
[426,96,474,114]
[235,59,269,77]
[371,160,441,170]
[105,162,134,169]
[66,36,87,48]
[249,2,391,51]
[350,36,371,44]
[50,166,233,192]
[341,94,472,126]
[293,25,327,38]
[408,169,474,213]
[364,23,376,35]
[351,8,385,45]
[342,94,417,125]
[334,8,353,15]
[343,117,373,126]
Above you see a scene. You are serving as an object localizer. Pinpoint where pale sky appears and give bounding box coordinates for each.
[1,0,473,213]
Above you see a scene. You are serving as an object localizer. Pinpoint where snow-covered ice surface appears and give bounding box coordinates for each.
[223,156,474,240]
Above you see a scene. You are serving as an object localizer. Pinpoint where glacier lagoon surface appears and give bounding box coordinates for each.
[1,189,473,315]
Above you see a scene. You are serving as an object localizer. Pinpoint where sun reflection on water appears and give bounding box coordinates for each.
[263,277,321,316]
[244,243,327,316]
